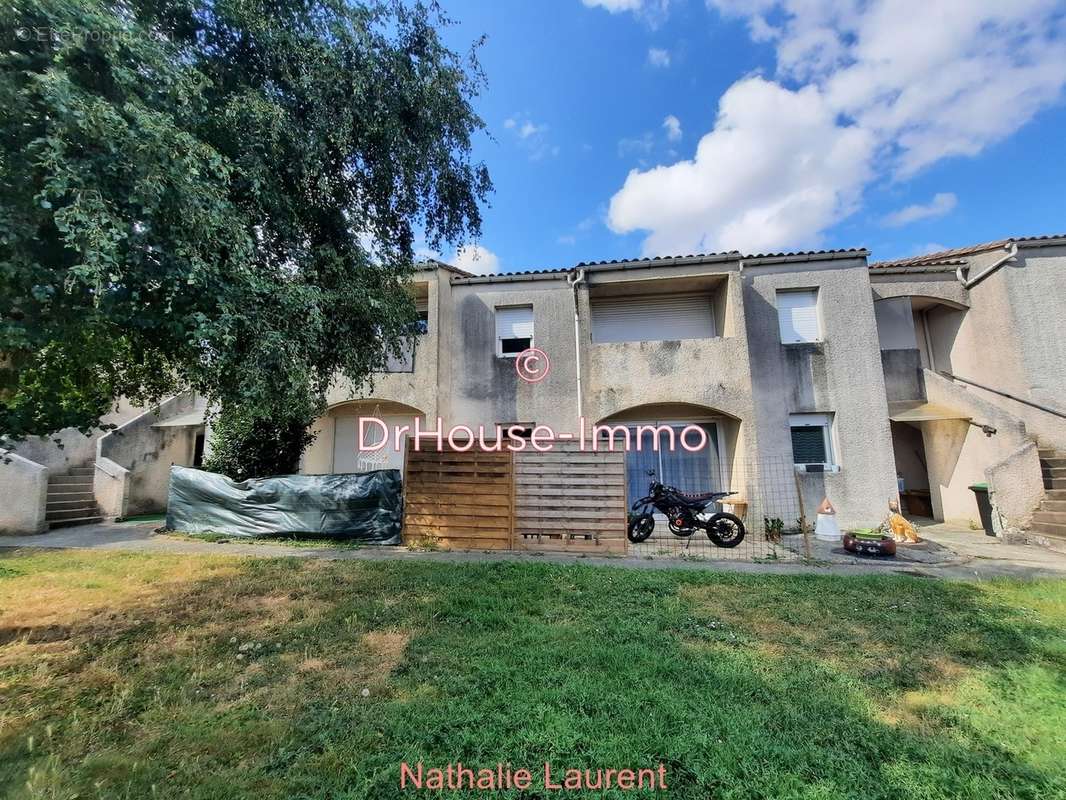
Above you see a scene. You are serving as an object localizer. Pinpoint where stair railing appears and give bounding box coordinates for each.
[938,371,1066,421]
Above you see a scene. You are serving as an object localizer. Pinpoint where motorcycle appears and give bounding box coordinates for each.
[627,470,746,548]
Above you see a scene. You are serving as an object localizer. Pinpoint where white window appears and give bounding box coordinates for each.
[777,288,821,344]
[789,413,835,467]
[590,294,716,343]
[495,305,533,357]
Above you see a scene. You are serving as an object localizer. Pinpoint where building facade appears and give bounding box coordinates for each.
[302,236,1066,535]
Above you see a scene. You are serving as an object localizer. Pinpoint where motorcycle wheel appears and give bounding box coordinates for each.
[627,513,655,543]
[706,513,745,548]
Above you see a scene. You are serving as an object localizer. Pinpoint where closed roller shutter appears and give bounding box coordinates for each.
[777,289,820,343]
[495,306,534,339]
[590,295,715,343]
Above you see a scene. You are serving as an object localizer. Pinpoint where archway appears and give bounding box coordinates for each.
[596,402,742,506]
[303,399,425,475]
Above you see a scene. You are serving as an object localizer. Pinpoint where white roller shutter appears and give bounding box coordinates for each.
[776,289,820,343]
[590,295,716,343]
[495,306,534,339]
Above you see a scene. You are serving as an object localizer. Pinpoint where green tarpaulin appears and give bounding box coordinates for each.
[165,465,402,543]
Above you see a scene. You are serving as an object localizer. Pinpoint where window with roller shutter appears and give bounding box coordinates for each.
[495,305,534,356]
[590,294,716,343]
[776,288,821,344]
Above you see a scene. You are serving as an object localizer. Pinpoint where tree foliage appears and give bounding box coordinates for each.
[1,0,490,469]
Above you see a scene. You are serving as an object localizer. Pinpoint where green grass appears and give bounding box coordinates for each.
[0,550,1064,799]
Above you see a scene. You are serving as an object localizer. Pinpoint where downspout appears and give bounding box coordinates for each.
[957,242,1017,289]
[567,268,587,422]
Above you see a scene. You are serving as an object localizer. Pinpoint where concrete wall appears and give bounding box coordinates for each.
[98,392,203,515]
[449,276,579,433]
[0,453,49,534]
[920,245,1066,449]
[881,349,926,403]
[2,399,142,475]
[921,371,1035,525]
[986,440,1044,535]
[582,272,753,432]
[743,257,898,528]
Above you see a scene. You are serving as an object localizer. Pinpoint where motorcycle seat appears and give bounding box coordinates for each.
[678,490,735,503]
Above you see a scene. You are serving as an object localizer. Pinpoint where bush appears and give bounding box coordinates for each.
[202,405,315,481]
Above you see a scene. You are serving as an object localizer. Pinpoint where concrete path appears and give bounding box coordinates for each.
[3,520,1066,580]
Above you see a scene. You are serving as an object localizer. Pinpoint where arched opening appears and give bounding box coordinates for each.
[303,399,425,475]
[596,402,742,507]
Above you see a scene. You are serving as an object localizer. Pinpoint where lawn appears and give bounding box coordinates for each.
[0,551,1064,799]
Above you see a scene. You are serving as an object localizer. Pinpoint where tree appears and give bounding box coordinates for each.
[0,0,490,471]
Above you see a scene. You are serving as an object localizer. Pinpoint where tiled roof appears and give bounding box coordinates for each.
[491,267,571,277]
[414,258,473,278]
[870,234,1066,269]
[742,247,868,260]
[575,250,740,268]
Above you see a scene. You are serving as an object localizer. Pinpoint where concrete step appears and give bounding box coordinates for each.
[1033,510,1066,525]
[45,489,94,501]
[1045,489,1066,501]
[48,516,103,530]
[46,505,99,521]
[46,498,98,510]
[1038,447,1065,459]
[48,475,93,486]
[1040,457,1066,469]
[1042,467,1066,479]
[1043,478,1066,490]
[1030,520,1066,538]
[1039,500,1066,513]
[68,467,95,476]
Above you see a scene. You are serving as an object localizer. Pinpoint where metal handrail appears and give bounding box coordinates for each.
[938,371,1066,420]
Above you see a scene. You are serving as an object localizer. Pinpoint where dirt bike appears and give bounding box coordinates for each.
[627,470,745,548]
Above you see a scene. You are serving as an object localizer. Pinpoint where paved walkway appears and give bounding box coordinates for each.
[2,520,1066,580]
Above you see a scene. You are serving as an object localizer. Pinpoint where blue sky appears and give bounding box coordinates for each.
[432,0,1066,274]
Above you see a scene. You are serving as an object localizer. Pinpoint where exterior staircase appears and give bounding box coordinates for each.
[1031,446,1066,548]
[46,463,102,529]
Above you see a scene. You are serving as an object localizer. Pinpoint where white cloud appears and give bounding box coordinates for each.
[609,78,874,254]
[882,192,958,228]
[450,244,499,276]
[582,0,671,26]
[618,132,655,158]
[503,113,556,160]
[609,0,1066,255]
[648,48,671,67]
[662,114,682,141]
[583,0,644,10]
[557,234,578,246]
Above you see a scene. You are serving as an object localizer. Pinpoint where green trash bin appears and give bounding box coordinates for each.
[968,483,995,536]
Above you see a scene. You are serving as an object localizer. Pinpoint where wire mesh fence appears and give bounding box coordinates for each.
[627,457,813,563]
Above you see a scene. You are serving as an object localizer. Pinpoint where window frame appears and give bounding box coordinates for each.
[495,305,534,358]
[789,412,836,468]
[776,287,822,344]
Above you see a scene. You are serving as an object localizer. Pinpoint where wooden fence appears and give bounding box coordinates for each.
[401,441,627,554]
[513,445,627,554]
[402,445,514,550]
